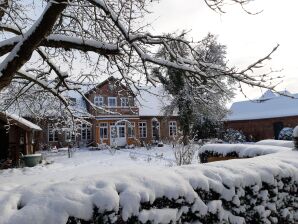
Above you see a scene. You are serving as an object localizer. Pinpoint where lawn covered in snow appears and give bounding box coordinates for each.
[0,145,188,189]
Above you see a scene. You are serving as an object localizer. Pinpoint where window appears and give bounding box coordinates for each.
[139,122,147,138]
[48,124,58,142]
[65,130,76,142]
[119,126,125,137]
[94,96,104,107]
[128,122,135,138]
[128,97,134,106]
[152,120,160,140]
[169,121,177,137]
[99,123,108,139]
[81,123,91,141]
[69,97,77,106]
[108,97,117,107]
[121,97,129,107]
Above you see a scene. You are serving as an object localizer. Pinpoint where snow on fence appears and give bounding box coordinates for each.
[1,150,298,224]
[198,143,291,163]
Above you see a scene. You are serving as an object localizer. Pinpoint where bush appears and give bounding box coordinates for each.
[278,127,293,140]
[223,128,246,143]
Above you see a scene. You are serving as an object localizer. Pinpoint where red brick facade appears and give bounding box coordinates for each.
[224,116,298,141]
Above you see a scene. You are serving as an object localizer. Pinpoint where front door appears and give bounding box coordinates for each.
[110,124,126,147]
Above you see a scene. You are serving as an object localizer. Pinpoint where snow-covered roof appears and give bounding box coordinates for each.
[226,90,298,121]
[1,112,42,131]
[136,86,173,117]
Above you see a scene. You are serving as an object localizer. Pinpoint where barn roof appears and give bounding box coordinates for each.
[226,90,298,121]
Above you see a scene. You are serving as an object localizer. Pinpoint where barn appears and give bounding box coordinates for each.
[224,90,298,141]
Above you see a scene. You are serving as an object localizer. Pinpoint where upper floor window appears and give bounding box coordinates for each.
[169,121,177,137]
[121,97,129,107]
[94,96,104,107]
[69,97,77,106]
[108,97,117,107]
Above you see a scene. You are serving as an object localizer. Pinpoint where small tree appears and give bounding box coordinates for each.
[154,33,231,145]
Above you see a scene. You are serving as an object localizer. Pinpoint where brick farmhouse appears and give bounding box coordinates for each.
[41,77,179,148]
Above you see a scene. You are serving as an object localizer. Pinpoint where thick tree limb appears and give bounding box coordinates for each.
[0,35,119,57]
[0,0,68,91]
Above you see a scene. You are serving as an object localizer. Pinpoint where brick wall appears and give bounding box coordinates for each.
[224,116,298,141]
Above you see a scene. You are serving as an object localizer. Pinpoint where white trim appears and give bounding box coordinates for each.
[48,124,58,142]
[139,121,147,138]
[152,120,160,138]
[94,96,104,107]
[169,121,177,137]
[96,116,140,120]
[81,123,92,141]
[108,97,117,107]
[127,122,135,138]
[120,97,129,107]
[99,123,108,139]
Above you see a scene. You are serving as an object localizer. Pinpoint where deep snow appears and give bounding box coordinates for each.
[1,143,298,224]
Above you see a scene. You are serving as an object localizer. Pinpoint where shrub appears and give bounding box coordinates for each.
[223,128,246,143]
[278,127,293,140]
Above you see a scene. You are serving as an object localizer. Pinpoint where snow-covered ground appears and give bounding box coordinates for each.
[1,142,298,224]
[0,145,189,189]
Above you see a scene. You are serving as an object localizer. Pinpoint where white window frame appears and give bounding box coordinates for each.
[127,122,135,138]
[169,121,177,137]
[120,97,129,107]
[152,120,160,138]
[139,122,147,138]
[65,130,76,142]
[81,123,92,141]
[99,123,108,139]
[108,97,117,107]
[94,96,104,107]
[48,124,58,142]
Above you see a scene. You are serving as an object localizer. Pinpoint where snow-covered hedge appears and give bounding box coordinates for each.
[256,139,294,148]
[198,143,291,163]
[2,150,298,224]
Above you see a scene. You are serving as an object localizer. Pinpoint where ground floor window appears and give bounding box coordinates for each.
[152,120,160,140]
[65,130,76,142]
[99,123,108,139]
[48,124,58,142]
[128,122,135,138]
[81,123,91,141]
[139,122,147,138]
[169,121,177,137]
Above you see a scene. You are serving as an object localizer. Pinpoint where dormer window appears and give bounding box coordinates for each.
[69,97,76,106]
[108,97,117,107]
[94,96,104,107]
[121,97,129,107]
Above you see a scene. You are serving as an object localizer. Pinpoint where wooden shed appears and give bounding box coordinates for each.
[0,112,42,166]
